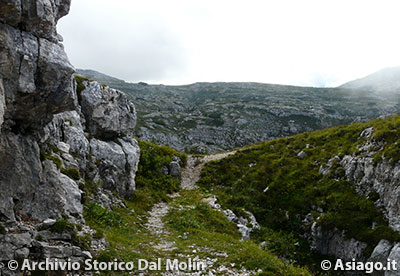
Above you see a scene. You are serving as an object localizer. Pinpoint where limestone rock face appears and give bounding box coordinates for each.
[80,81,136,139]
[0,0,75,131]
[313,127,400,272]
[89,137,140,198]
[0,0,140,267]
[0,0,71,41]
[310,222,367,260]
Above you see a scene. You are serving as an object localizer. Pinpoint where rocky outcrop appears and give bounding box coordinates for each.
[310,223,367,260]
[0,0,140,272]
[203,196,260,240]
[315,127,400,274]
[80,81,136,139]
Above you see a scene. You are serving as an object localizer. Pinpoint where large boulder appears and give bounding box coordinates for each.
[90,137,140,198]
[80,81,136,139]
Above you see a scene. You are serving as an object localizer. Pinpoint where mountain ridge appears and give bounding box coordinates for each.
[77,68,400,153]
[340,66,400,93]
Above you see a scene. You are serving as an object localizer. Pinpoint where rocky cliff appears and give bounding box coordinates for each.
[0,0,140,271]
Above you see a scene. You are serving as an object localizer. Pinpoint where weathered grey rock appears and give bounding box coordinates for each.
[340,154,400,231]
[0,133,42,221]
[386,243,400,276]
[0,0,141,266]
[0,79,5,129]
[20,160,83,221]
[4,232,31,247]
[90,139,126,168]
[223,209,237,222]
[319,155,341,176]
[0,23,76,130]
[36,230,72,241]
[39,218,57,229]
[89,188,126,210]
[369,239,392,266]
[0,241,17,260]
[310,222,367,260]
[41,243,73,258]
[90,137,140,198]
[80,81,136,139]
[208,202,259,240]
[15,247,30,259]
[297,150,307,159]
[42,111,89,159]
[0,0,22,26]
[169,161,181,177]
[0,0,71,41]
[0,232,32,261]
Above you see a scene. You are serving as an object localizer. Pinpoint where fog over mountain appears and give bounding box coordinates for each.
[340,66,400,93]
[59,0,400,87]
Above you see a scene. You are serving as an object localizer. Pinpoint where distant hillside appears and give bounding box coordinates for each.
[77,69,400,153]
[76,69,126,85]
[340,66,400,93]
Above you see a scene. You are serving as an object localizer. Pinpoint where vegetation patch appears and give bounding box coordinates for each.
[134,140,187,210]
[197,115,400,272]
[50,219,73,233]
[40,151,62,170]
[61,167,81,181]
[166,202,240,237]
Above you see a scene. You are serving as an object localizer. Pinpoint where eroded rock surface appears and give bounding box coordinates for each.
[0,0,140,271]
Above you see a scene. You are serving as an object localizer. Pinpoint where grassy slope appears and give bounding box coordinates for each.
[197,115,400,273]
[84,141,312,276]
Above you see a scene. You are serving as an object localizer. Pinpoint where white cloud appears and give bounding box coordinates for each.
[58,0,400,86]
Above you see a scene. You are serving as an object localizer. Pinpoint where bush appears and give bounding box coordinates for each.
[84,202,122,228]
[40,151,62,170]
[50,219,72,233]
[133,140,187,209]
[61,168,81,180]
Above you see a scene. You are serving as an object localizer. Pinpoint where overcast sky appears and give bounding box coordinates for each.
[58,0,400,87]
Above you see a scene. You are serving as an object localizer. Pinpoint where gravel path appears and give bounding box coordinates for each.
[181,151,236,190]
[145,202,171,236]
[143,151,261,275]
[145,151,237,253]
[146,151,236,235]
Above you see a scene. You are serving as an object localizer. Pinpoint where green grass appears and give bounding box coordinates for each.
[84,201,162,267]
[133,140,187,210]
[81,136,311,275]
[40,151,62,169]
[197,115,400,272]
[84,186,312,275]
[61,167,81,181]
[163,189,312,276]
[74,75,91,103]
[50,219,72,233]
